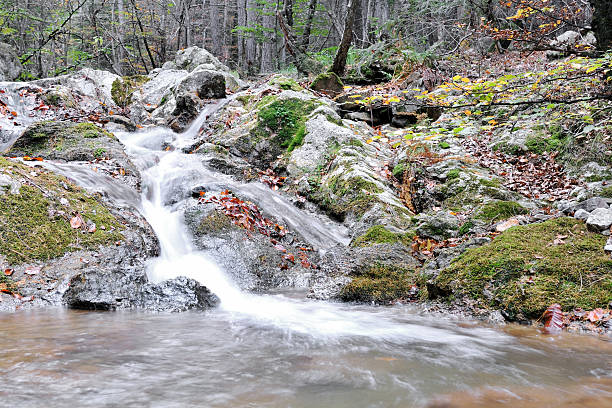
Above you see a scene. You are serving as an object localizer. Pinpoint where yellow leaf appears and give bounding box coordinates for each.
[366,139,373,144]
[464,110,472,116]
[461,77,470,83]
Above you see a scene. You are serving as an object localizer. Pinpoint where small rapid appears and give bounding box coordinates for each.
[116,102,509,346]
[3,101,612,408]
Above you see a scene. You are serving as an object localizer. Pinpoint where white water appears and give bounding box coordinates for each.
[113,102,514,348]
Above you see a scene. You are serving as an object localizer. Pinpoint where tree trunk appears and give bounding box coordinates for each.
[590,0,612,51]
[300,0,317,49]
[260,0,276,72]
[330,0,357,76]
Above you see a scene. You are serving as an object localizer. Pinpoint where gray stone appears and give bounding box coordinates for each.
[574,208,590,220]
[175,69,226,100]
[0,42,22,81]
[586,207,612,231]
[569,197,609,214]
[174,46,230,73]
[604,236,612,252]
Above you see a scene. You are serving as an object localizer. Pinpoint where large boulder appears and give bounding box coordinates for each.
[174,68,226,100]
[6,121,138,187]
[171,46,230,72]
[64,273,219,312]
[0,157,159,311]
[0,42,22,81]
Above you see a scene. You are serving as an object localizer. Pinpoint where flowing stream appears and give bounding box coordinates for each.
[2,103,612,407]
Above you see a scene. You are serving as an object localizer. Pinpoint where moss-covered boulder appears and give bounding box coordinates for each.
[231,95,318,168]
[432,217,612,320]
[0,157,124,265]
[351,225,413,247]
[310,72,344,97]
[8,121,114,160]
[5,121,137,182]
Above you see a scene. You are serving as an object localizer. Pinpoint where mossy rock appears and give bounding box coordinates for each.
[268,76,303,92]
[237,97,317,168]
[352,225,413,247]
[111,75,151,107]
[476,200,528,222]
[434,217,612,319]
[0,157,124,265]
[309,174,384,220]
[310,72,344,96]
[6,121,124,163]
[339,263,417,303]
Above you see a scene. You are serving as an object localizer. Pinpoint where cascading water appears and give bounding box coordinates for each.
[117,102,509,343]
[3,101,612,408]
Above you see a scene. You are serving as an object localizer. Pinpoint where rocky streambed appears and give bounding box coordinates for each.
[0,47,611,338]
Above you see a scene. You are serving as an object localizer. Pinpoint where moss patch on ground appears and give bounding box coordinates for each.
[476,200,528,222]
[434,217,612,318]
[339,263,417,303]
[0,158,124,265]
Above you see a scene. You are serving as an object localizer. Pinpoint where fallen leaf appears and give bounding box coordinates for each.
[541,303,564,334]
[587,308,605,322]
[4,268,13,276]
[70,215,83,229]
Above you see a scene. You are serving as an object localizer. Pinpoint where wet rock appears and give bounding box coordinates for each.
[6,121,138,185]
[136,277,219,311]
[0,157,159,312]
[586,208,612,232]
[0,42,23,81]
[168,92,202,132]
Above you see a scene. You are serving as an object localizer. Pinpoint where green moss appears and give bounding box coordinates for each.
[0,274,17,293]
[111,75,150,107]
[476,200,528,222]
[392,163,407,179]
[525,136,548,154]
[458,220,474,236]
[600,186,612,198]
[479,178,501,188]
[439,141,450,149]
[269,76,303,91]
[198,210,234,233]
[339,263,417,303]
[435,217,612,318]
[326,114,344,127]
[236,94,253,106]
[0,158,124,265]
[73,123,112,139]
[447,169,460,180]
[352,225,412,247]
[309,72,344,91]
[253,98,316,151]
[93,148,106,159]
